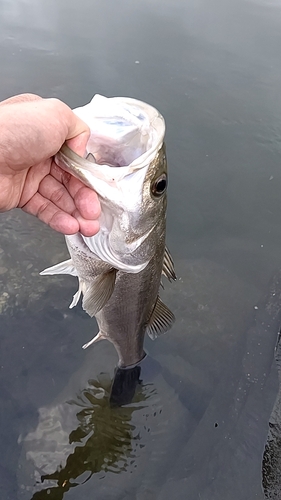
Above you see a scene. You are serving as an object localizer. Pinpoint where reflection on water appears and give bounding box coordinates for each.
[17,342,190,500]
[25,375,154,500]
[18,373,155,499]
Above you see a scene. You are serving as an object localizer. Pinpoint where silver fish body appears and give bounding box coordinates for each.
[41,95,176,368]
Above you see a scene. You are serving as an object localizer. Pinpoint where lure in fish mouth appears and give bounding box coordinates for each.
[41,94,176,374]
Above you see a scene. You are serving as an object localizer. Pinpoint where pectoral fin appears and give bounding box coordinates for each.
[162,246,177,282]
[40,259,78,276]
[146,296,175,340]
[82,269,117,317]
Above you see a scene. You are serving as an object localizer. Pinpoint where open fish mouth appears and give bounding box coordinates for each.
[73,94,166,169]
[55,95,165,191]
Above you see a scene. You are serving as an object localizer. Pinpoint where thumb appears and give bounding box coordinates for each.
[66,130,90,157]
[45,98,90,157]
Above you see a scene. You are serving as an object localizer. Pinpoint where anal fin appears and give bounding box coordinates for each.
[82,269,117,317]
[82,331,106,349]
[146,296,175,340]
[162,246,177,282]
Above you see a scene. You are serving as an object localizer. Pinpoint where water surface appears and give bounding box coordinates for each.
[1,0,281,498]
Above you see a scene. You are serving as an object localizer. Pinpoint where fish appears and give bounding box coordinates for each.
[41,94,176,371]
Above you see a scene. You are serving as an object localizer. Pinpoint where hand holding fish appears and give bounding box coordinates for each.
[0,93,101,235]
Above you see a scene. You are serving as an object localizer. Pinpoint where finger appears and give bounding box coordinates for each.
[0,99,90,171]
[73,209,100,237]
[17,161,51,208]
[21,192,80,234]
[46,98,90,156]
[73,184,101,220]
[66,133,89,157]
[38,173,100,233]
[50,162,101,220]
[38,174,76,214]
[22,191,100,236]
[0,93,43,107]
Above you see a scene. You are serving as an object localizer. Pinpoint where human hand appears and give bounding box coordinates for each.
[0,93,100,236]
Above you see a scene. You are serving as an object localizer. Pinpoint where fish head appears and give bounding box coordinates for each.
[103,142,168,267]
[56,95,167,273]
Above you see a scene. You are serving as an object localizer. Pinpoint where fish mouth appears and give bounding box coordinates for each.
[73,95,166,170]
[55,95,166,193]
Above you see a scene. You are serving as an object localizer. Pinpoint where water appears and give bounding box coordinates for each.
[1,0,281,498]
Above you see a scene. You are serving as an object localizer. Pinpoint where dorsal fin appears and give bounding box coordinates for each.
[82,269,117,317]
[162,246,177,282]
[146,296,175,340]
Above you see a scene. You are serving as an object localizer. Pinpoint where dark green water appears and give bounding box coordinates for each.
[1,0,281,498]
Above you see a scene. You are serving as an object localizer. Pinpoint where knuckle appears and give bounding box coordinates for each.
[50,187,65,205]
[61,170,72,187]
[36,200,51,219]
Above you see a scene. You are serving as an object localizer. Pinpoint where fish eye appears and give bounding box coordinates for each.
[151,174,167,198]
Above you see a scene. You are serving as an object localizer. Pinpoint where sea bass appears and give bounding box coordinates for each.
[41,95,176,368]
